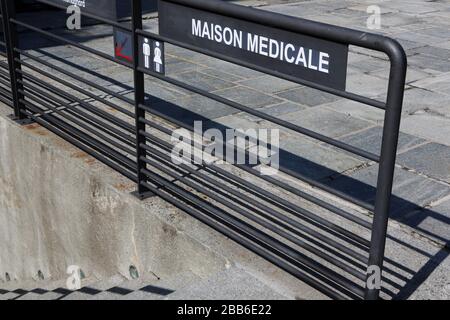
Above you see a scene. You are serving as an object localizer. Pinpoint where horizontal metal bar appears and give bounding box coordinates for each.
[0,92,13,107]
[0,74,12,87]
[17,77,136,148]
[137,28,387,110]
[138,168,364,299]
[139,129,370,262]
[10,18,133,69]
[17,58,135,118]
[136,66,381,162]
[20,88,136,156]
[141,110,372,228]
[139,141,367,280]
[139,178,348,300]
[16,49,135,107]
[17,68,136,134]
[19,108,137,183]
[21,99,137,173]
[141,161,367,291]
[138,131,404,291]
[141,112,370,234]
[138,103,376,212]
[210,163,373,229]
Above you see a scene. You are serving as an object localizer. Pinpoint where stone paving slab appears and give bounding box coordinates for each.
[400,113,450,147]
[326,165,450,221]
[402,198,450,247]
[277,105,374,139]
[237,75,302,94]
[340,126,427,157]
[397,143,450,183]
[277,86,341,107]
[321,99,385,125]
[214,86,284,109]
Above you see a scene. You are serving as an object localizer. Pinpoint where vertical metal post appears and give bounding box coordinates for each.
[131,0,153,198]
[1,0,26,121]
[365,42,407,300]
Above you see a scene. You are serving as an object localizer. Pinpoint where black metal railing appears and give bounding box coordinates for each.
[0,0,407,300]
[0,6,14,108]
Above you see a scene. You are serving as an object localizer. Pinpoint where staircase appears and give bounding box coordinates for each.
[0,267,288,300]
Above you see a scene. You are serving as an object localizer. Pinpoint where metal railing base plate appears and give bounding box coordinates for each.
[7,114,34,125]
[131,190,156,200]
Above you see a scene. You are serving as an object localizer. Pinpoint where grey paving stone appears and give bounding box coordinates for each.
[369,67,436,85]
[346,73,389,98]
[347,54,389,74]
[140,78,189,102]
[402,199,450,246]
[214,86,283,109]
[341,126,427,156]
[257,101,307,117]
[172,95,240,120]
[277,86,340,107]
[435,40,450,50]
[171,71,236,92]
[411,72,450,94]
[395,32,444,46]
[209,114,275,141]
[165,58,203,75]
[326,165,450,219]
[409,46,450,61]
[202,60,265,79]
[395,39,428,51]
[401,88,450,115]
[415,27,450,39]
[397,143,450,183]
[322,99,385,124]
[91,66,134,86]
[371,12,421,28]
[408,54,450,73]
[400,114,450,147]
[65,55,113,71]
[141,95,240,131]
[197,67,245,82]
[166,45,220,67]
[278,106,373,138]
[276,134,363,180]
[238,75,302,94]
[385,2,442,14]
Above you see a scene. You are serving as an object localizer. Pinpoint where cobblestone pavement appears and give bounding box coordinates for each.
[3,0,450,299]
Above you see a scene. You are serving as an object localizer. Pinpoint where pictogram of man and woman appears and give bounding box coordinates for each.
[143,38,163,73]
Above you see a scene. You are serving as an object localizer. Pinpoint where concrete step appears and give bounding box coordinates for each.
[167,267,288,300]
[1,271,198,300]
[2,277,101,300]
[0,267,289,300]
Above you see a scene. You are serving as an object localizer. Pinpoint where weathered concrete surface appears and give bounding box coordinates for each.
[0,106,317,299]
